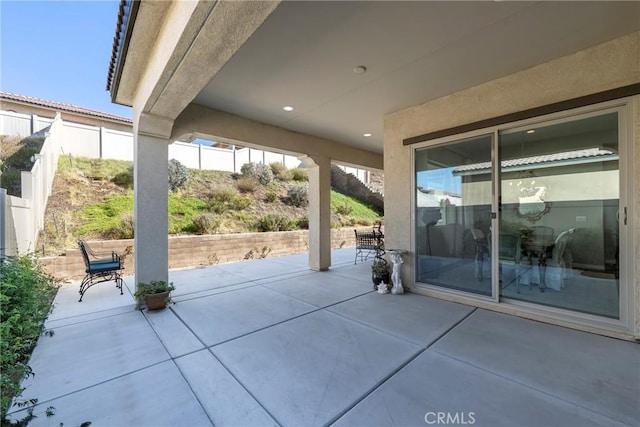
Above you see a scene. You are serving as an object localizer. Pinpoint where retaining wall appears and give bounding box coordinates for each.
[39,227,373,281]
[331,165,384,211]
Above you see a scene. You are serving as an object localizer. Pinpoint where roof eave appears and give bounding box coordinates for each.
[108,0,141,106]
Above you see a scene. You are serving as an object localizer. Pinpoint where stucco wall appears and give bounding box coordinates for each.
[383,32,639,339]
[39,227,368,281]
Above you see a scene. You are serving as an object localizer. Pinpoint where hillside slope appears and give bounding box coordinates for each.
[38,156,383,256]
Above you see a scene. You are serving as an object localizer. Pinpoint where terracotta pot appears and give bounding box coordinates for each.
[144,291,170,310]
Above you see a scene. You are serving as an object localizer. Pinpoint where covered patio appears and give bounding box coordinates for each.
[9,250,639,426]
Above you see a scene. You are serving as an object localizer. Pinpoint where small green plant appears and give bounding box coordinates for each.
[265,191,278,203]
[287,185,308,207]
[236,176,259,193]
[269,162,288,179]
[296,217,309,229]
[256,214,295,232]
[112,167,133,188]
[206,186,238,213]
[1,255,58,420]
[206,253,220,265]
[134,280,175,297]
[335,203,353,215]
[168,159,189,192]
[371,258,390,275]
[231,196,252,210]
[240,162,273,185]
[134,281,175,308]
[0,170,21,196]
[290,167,308,182]
[192,212,221,234]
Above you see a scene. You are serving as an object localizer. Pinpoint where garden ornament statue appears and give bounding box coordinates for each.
[387,249,406,295]
[377,279,389,294]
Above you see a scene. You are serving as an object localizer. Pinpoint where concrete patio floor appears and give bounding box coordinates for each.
[8,248,639,426]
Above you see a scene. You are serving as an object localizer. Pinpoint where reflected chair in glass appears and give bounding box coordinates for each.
[545,228,575,291]
[471,228,490,280]
[522,225,555,292]
[497,233,523,293]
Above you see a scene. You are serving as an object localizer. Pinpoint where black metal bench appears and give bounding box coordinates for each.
[354,224,384,264]
[77,240,125,302]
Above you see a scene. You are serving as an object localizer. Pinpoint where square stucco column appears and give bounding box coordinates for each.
[133,114,172,286]
[301,155,331,271]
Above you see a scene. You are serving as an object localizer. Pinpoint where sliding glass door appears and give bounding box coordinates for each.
[499,112,620,318]
[415,134,494,296]
[414,108,623,320]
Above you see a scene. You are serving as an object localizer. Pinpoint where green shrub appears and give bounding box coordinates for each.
[168,159,189,192]
[290,168,308,182]
[206,186,251,213]
[356,217,374,226]
[296,217,309,229]
[0,170,20,196]
[287,185,308,207]
[269,162,295,181]
[3,145,38,170]
[256,214,295,232]
[335,203,353,215]
[206,186,238,213]
[1,255,58,419]
[113,166,133,188]
[211,185,237,203]
[236,176,259,193]
[269,162,287,178]
[240,162,273,185]
[193,212,221,234]
[265,191,278,203]
[231,196,252,210]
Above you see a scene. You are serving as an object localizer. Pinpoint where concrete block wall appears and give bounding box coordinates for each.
[330,165,384,211]
[39,227,372,281]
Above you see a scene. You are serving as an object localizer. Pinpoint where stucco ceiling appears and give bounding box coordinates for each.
[193,1,639,154]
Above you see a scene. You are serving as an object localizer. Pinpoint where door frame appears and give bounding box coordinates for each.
[410,98,635,335]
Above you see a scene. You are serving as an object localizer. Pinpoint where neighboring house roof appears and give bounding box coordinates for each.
[453,148,617,175]
[0,91,132,124]
[416,189,461,208]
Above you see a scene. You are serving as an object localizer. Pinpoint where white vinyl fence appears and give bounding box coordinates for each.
[0,110,53,137]
[1,113,63,255]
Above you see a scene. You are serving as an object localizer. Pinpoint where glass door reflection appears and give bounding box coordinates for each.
[415,134,493,296]
[499,112,620,318]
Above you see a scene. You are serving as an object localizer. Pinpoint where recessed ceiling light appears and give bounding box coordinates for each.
[363,133,372,137]
[283,106,294,111]
[526,129,535,134]
[353,66,367,74]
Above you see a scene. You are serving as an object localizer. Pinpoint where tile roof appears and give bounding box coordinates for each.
[0,92,132,124]
[453,148,616,174]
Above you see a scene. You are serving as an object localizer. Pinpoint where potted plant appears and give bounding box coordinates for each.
[371,257,391,290]
[134,280,175,310]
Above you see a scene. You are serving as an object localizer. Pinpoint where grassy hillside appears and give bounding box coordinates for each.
[38,155,382,255]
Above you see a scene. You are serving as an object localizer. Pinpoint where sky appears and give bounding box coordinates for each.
[1,0,132,118]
